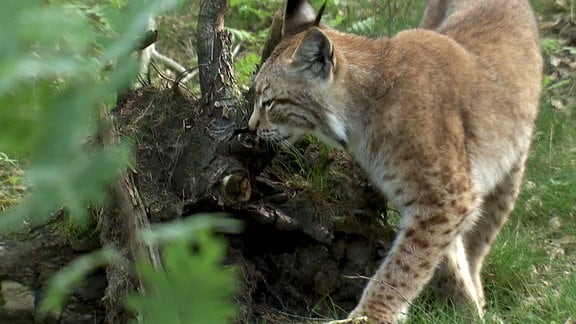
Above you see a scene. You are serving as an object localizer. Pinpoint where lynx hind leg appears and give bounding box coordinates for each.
[432,233,484,317]
[464,160,527,308]
[349,187,482,323]
[431,160,527,316]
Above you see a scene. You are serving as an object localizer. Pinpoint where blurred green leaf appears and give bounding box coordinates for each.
[140,213,243,245]
[40,247,119,316]
[1,1,240,324]
[125,232,239,323]
[0,0,180,231]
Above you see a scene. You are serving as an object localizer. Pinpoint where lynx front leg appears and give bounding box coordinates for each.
[349,193,479,323]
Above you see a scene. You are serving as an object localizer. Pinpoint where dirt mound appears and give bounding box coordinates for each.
[114,86,393,322]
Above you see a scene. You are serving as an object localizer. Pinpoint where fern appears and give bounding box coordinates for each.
[125,231,239,323]
[347,16,376,35]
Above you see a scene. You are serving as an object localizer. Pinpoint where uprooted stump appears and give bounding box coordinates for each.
[111,86,394,322]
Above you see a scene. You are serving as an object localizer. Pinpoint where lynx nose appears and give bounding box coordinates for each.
[248,113,259,132]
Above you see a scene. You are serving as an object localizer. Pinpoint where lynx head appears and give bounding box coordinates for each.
[248,0,348,148]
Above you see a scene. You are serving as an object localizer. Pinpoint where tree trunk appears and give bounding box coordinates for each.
[197,0,237,107]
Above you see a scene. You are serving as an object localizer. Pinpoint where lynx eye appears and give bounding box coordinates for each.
[262,99,275,110]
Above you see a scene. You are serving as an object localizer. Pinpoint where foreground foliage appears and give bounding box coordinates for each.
[0,0,240,322]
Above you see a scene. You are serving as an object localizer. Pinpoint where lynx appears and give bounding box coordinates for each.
[248,0,542,322]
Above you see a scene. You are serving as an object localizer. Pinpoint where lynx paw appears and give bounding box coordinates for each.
[346,306,399,324]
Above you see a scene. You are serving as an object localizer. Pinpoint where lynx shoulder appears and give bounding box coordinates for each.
[249,0,542,322]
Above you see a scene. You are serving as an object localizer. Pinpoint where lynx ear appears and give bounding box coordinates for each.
[283,0,317,38]
[292,27,334,79]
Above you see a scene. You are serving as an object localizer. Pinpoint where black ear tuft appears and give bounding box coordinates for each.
[283,0,317,38]
[314,1,327,26]
[293,27,334,79]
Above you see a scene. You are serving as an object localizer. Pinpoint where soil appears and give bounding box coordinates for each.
[0,222,107,323]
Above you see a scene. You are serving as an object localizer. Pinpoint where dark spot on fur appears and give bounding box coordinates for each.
[382,173,396,181]
[419,261,431,269]
[442,228,454,235]
[419,215,450,227]
[457,206,470,215]
[405,228,416,238]
[404,199,416,207]
[412,236,430,249]
[395,259,412,273]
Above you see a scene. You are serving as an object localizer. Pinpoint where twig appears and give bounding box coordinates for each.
[344,274,431,319]
[324,316,369,324]
[231,43,241,60]
[150,62,176,83]
[344,274,411,303]
[149,47,188,74]
[137,17,196,87]
[173,65,203,92]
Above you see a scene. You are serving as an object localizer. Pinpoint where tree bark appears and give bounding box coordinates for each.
[197,0,237,108]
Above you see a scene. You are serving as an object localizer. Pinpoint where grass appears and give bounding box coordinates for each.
[0,153,25,212]
[493,81,576,322]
